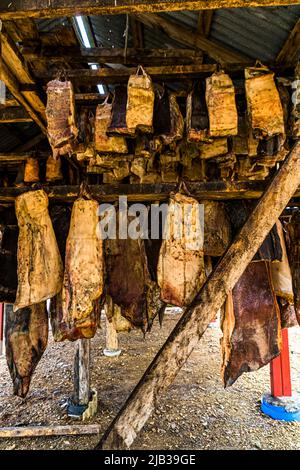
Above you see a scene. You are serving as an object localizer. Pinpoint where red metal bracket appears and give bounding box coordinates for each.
[270,328,292,397]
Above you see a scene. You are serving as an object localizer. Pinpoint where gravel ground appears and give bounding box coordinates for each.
[0,311,299,450]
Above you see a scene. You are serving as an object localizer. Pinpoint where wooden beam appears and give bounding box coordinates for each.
[134,13,250,64]
[0,152,47,163]
[12,133,47,153]
[0,106,31,122]
[197,10,214,37]
[276,18,300,66]
[0,180,300,203]
[130,17,144,49]
[75,93,108,102]
[0,24,46,120]
[96,141,300,449]
[0,61,46,132]
[0,98,19,107]
[36,64,217,84]
[0,424,100,438]
[73,339,91,407]
[22,46,203,65]
[1,1,300,21]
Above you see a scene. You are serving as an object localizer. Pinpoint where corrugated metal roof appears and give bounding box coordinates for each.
[2,6,300,153]
[210,6,300,62]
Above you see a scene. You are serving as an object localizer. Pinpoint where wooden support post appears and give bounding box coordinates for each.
[104,299,121,357]
[73,339,90,406]
[96,142,300,450]
[0,303,4,356]
[270,329,292,397]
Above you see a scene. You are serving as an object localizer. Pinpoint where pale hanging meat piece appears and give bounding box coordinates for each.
[95,100,128,153]
[0,207,18,303]
[245,66,284,138]
[62,198,104,338]
[186,81,209,142]
[199,138,228,160]
[200,201,231,257]
[157,193,206,307]
[5,302,48,398]
[206,71,238,137]
[270,220,294,304]
[285,211,300,325]
[46,155,63,182]
[126,66,155,134]
[46,80,78,156]
[14,190,63,311]
[221,261,282,387]
[24,158,40,183]
[49,205,85,342]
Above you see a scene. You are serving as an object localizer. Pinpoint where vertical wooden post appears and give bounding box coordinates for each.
[74,339,90,406]
[103,298,122,357]
[105,316,119,351]
[270,328,292,397]
[0,303,4,356]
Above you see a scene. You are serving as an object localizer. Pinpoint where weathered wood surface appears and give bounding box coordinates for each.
[22,46,203,66]
[96,141,300,449]
[1,181,300,203]
[74,339,90,406]
[0,23,46,131]
[0,107,31,123]
[0,424,100,438]
[36,64,217,84]
[1,1,299,20]
[276,17,300,66]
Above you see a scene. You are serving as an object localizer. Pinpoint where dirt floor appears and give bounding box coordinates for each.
[0,310,300,450]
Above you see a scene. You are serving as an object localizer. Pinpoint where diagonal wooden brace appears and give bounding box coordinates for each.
[96,141,300,450]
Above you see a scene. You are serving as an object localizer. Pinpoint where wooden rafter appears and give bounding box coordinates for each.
[134,13,250,64]
[12,133,47,152]
[0,180,300,203]
[1,1,300,20]
[21,46,203,66]
[35,64,218,84]
[0,24,46,132]
[0,107,31,123]
[276,17,300,66]
[96,141,300,450]
[197,10,214,37]
[0,61,46,132]
[130,17,144,49]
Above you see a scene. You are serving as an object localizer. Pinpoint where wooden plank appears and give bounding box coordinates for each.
[74,339,91,406]
[36,64,217,84]
[0,98,19,108]
[0,152,47,163]
[22,46,203,66]
[0,180,300,203]
[0,61,46,132]
[130,17,144,49]
[135,13,249,64]
[12,133,46,152]
[0,106,31,122]
[1,1,300,20]
[276,18,300,66]
[0,24,46,120]
[0,424,100,438]
[197,10,214,37]
[96,141,300,449]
